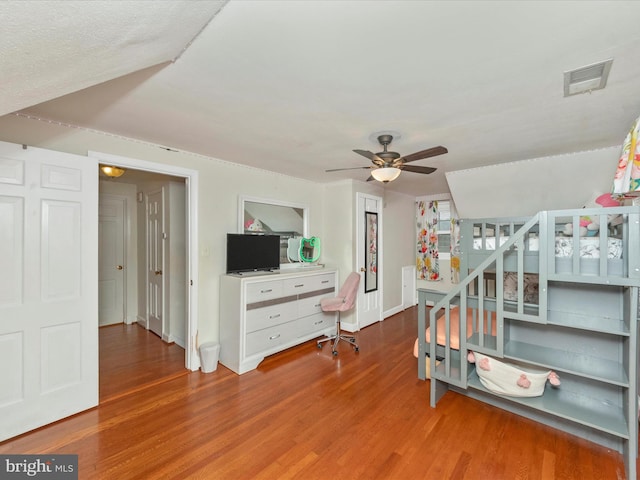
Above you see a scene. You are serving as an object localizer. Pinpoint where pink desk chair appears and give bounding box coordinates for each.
[317,272,360,355]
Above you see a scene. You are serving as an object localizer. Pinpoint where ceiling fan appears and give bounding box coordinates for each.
[326,134,448,183]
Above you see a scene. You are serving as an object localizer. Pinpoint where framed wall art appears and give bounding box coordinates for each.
[364,211,378,292]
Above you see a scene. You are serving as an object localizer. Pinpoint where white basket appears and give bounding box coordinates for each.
[471,352,557,398]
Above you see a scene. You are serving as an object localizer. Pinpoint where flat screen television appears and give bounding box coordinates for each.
[226,233,280,274]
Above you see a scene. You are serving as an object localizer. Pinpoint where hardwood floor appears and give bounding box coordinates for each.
[98,323,187,403]
[0,308,631,479]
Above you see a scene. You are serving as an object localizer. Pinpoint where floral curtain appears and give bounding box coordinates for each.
[450,218,461,283]
[416,200,439,280]
[612,114,640,197]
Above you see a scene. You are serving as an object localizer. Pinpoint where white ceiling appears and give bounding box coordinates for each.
[3,0,640,197]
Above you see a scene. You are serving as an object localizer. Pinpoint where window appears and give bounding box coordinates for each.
[437,200,452,259]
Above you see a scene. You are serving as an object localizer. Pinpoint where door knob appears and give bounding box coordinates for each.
[116,265,123,270]
[360,267,366,272]
[155,270,163,275]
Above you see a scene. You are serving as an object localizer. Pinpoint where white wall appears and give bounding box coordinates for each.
[322,181,354,274]
[380,189,416,315]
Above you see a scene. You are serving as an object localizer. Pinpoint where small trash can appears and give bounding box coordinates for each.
[199,342,220,373]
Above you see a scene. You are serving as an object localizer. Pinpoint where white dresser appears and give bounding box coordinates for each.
[219,268,338,374]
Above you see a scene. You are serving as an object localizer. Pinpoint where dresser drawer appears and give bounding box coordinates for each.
[298,293,325,318]
[298,312,332,337]
[246,300,297,333]
[309,273,336,291]
[245,279,283,303]
[283,272,335,295]
[245,321,298,357]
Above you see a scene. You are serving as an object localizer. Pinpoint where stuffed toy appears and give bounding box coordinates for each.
[563,193,622,237]
[246,219,264,232]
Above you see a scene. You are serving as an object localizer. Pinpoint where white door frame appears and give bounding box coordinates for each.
[355,192,383,329]
[89,151,200,371]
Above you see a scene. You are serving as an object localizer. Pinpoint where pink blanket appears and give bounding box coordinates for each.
[413,306,496,357]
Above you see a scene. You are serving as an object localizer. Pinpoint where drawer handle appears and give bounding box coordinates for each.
[294,284,304,288]
[314,320,323,325]
[314,304,321,308]
[321,280,329,284]
[269,334,281,340]
[269,314,281,319]
[261,289,273,293]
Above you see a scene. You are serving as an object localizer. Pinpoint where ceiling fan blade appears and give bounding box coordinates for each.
[400,165,437,175]
[366,175,375,182]
[353,149,384,165]
[325,166,372,172]
[398,146,448,164]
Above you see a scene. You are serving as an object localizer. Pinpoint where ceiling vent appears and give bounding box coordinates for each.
[564,59,613,97]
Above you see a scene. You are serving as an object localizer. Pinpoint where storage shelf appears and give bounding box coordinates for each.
[546,309,628,336]
[503,340,629,387]
[549,273,631,286]
[467,372,628,439]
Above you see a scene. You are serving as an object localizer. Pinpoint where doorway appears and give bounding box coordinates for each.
[92,151,199,372]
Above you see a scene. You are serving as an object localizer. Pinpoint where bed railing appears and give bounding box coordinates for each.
[544,207,640,282]
[424,206,640,407]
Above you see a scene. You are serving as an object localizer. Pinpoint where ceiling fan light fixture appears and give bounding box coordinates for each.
[371,167,401,183]
[101,165,126,178]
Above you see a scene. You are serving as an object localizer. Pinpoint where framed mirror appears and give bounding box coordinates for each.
[238,196,309,265]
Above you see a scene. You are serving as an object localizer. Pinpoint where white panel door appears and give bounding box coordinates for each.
[99,196,125,326]
[402,265,416,309]
[356,193,382,328]
[0,140,98,441]
[147,189,164,338]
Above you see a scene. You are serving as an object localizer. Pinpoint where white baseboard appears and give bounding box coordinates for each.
[163,333,185,349]
[341,321,357,332]
[383,304,404,319]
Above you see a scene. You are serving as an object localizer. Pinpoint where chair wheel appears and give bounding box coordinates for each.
[332,350,338,356]
[317,343,322,349]
[355,347,359,352]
